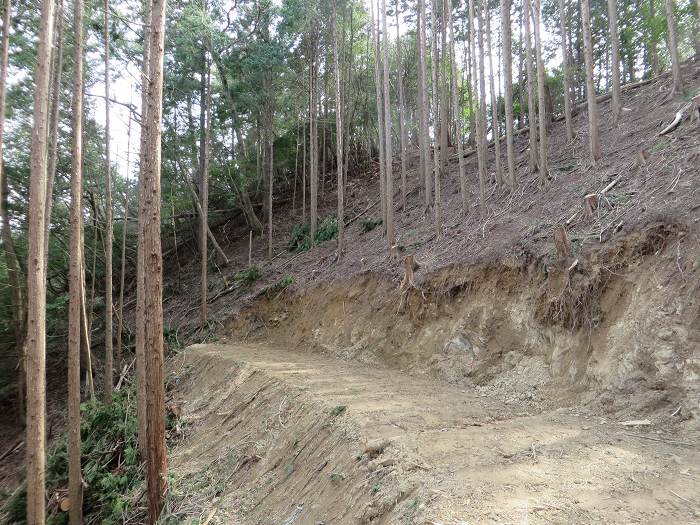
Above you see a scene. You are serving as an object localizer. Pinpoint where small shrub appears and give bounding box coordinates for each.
[360,218,382,233]
[287,216,338,252]
[315,216,338,243]
[287,223,311,252]
[2,385,146,525]
[236,265,261,285]
[263,274,294,299]
[330,405,347,417]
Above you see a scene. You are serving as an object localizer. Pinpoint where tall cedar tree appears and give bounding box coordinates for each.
[581,0,601,161]
[380,0,394,247]
[25,0,55,520]
[557,0,573,140]
[501,0,516,186]
[103,0,114,403]
[0,0,26,423]
[68,0,85,518]
[417,0,431,209]
[532,0,549,183]
[138,0,168,520]
[333,0,344,254]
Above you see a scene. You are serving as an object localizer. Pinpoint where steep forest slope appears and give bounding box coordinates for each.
[161,62,700,367]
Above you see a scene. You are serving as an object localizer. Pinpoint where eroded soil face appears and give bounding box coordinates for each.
[167,343,700,524]
[163,222,700,524]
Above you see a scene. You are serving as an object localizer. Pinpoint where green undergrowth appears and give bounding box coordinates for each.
[235,265,261,285]
[262,274,294,299]
[287,215,338,252]
[2,384,145,525]
[360,217,382,233]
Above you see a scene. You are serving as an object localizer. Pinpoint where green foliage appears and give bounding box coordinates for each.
[236,265,262,286]
[263,275,294,299]
[287,223,312,252]
[2,386,145,525]
[329,405,347,417]
[360,218,382,233]
[287,216,339,252]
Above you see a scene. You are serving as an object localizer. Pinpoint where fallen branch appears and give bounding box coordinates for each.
[658,105,689,136]
[0,438,24,463]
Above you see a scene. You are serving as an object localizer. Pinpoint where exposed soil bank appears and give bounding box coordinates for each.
[229,222,699,420]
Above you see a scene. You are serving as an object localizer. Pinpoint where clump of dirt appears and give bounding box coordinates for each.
[228,222,700,421]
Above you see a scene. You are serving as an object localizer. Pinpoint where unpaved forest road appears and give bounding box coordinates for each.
[171,343,700,524]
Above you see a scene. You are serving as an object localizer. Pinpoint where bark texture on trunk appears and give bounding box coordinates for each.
[103,0,114,403]
[532,0,549,183]
[68,0,85,519]
[333,0,344,254]
[380,0,394,247]
[25,0,55,521]
[664,0,683,94]
[523,0,538,174]
[138,0,168,521]
[557,0,573,140]
[581,0,601,161]
[606,0,621,121]
[417,0,431,209]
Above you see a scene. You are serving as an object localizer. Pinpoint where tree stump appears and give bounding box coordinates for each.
[400,255,418,291]
[553,225,572,260]
[583,193,598,218]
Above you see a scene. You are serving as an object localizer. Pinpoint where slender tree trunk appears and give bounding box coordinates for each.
[523,0,538,174]
[449,1,467,213]
[67,0,85,517]
[581,0,601,162]
[606,0,621,121]
[436,0,448,233]
[25,0,55,521]
[469,0,485,211]
[664,0,683,94]
[333,0,344,254]
[486,10,503,186]
[302,119,306,222]
[532,0,548,184]
[501,0,516,187]
[267,118,273,259]
[103,0,114,403]
[417,0,431,209]
[0,0,27,423]
[394,1,407,211]
[44,0,63,266]
[309,48,318,240]
[139,0,168,520]
[557,0,573,140]
[476,0,488,197]
[199,51,210,327]
[380,0,394,247]
[430,0,441,225]
[371,1,386,229]
[116,111,131,376]
[135,0,151,459]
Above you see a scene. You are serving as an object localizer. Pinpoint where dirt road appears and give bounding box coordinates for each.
[167,342,700,524]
